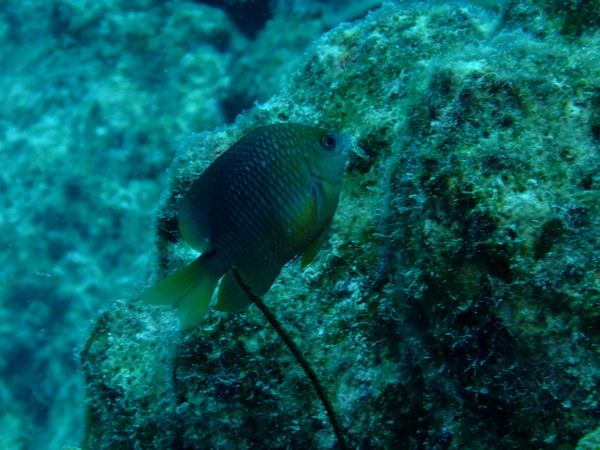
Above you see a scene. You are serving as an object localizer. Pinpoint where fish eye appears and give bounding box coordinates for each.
[321,134,337,151]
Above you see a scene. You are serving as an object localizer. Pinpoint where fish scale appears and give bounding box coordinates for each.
[140,123,351,329]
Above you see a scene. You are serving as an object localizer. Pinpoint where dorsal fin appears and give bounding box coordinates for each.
[178,176,215,254]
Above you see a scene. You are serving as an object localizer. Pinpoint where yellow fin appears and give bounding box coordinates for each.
[215,265,281,312]
[215,272,253,312]
[301,226,330,268]
[139,256,220,329]
[311,182,325,222]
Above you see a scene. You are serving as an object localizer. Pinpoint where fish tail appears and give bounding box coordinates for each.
[139,255,220,329]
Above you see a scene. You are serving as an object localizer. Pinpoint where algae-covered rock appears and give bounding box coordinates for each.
[579,427,600,450]
[82,1,600,449]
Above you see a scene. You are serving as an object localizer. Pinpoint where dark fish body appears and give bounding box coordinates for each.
[140,123,351,328]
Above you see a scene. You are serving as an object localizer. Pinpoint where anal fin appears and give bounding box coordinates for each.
[215,264,281,312]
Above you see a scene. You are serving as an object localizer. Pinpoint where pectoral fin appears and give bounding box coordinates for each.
[311,182,324,222]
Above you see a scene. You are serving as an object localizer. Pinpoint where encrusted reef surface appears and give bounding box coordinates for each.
[82,1,600,449]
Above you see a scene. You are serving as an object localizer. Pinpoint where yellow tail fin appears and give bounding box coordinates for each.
[139,256,220,329]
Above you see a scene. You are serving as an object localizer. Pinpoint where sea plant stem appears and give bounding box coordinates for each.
[231,266,349,450]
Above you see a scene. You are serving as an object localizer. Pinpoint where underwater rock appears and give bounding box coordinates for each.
[82,1,600,449]
[579,427,600,450]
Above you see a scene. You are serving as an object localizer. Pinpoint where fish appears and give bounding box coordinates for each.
[140,123,351,329]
